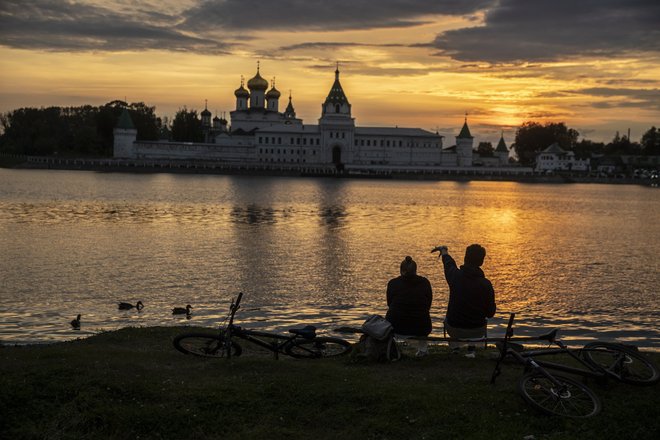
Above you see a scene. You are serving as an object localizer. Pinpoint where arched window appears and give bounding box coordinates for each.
[335,104,340,113]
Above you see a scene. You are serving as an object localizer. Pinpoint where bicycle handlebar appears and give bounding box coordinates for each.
[504,313,516,338]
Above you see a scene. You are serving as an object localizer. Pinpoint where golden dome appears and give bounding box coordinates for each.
[247,69,268,90]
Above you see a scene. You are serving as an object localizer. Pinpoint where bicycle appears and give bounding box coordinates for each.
[490,313,659,418]
[173,292,352,359]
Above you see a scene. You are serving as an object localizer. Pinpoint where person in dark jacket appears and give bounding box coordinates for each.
[433,244,495,358]
[386,256,433,356]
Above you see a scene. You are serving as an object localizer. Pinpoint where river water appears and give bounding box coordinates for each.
[0,169,658,349]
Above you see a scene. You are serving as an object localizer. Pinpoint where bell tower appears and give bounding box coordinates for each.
[456,113,474,167]
[319,64,355,166]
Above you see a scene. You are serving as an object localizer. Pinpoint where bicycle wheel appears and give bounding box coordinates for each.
[518,372,601,418]
[582,342,659,385]
[173,332,242,358]
[285,337,352,359]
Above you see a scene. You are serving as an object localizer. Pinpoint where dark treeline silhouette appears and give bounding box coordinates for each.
[0,101,164,157]
[513,122,660,166]
[476,141,494,157]
[171,107,204,143]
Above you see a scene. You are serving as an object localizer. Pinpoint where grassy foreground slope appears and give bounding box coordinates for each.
[1,327,659,440]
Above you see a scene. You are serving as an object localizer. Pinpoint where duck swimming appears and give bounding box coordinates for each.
[172,305,192,315]
[70,314,81,329]
[118,301,144,311]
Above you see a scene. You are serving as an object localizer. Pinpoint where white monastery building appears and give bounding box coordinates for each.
[535,143,590,173]
[114,65,512,171]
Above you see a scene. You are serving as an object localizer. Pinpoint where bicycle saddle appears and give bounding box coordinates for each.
[289,325,317,339]
[537,328,558,342]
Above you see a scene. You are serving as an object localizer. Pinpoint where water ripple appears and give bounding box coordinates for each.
[1,170,659,349]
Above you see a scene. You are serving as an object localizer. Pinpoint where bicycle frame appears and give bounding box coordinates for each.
[222,292,314,360]
[512,344,611,381]
[490,313,608,386]
[227,325,304,360]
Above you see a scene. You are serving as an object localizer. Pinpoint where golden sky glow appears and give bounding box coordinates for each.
[1,0,658,145]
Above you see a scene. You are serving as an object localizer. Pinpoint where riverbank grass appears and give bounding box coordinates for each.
[1,327,659,439]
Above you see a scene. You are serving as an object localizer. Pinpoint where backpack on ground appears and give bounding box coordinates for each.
[352,315,401,362]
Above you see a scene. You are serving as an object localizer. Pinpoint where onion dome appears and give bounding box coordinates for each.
[234,84,249,98]
[213,115,221,122]
[247,64,269,91]
[201,100,212,117]
[266,80,281,99]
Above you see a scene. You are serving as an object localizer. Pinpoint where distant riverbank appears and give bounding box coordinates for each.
[1,153,655,185]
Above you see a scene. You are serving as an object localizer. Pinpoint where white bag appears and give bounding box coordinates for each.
[361,314,393,341]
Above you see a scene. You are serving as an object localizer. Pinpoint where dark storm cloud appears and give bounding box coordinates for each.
[579,87,659,99]
[278,42,406,52]
[534,87,660,110]
[431,0,660,62]
[579,87,660,110]
[0,0,230,53]
[182,0,494,31]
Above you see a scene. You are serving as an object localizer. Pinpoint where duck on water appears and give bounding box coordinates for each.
[172,305,192,315]
[118,301,144,311]
[70,314,81,329]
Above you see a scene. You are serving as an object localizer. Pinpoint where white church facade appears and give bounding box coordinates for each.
[114,66,510,170]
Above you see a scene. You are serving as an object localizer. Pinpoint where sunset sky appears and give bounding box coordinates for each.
[1,0,659,145]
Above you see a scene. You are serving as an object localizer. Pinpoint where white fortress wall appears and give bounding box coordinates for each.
[133,141,256,162]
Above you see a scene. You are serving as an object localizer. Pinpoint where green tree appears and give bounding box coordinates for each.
[573,139,604,159]
[513,122,579,165]
[0,100,162,157]
[605,132,642,155]
[159,116,172,140]
[0,107,67,155]
[171,108,203,142]
[476,141,494,156]
[128,102,160,142]
[641,126,659,155]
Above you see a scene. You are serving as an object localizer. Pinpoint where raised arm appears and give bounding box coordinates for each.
[441,253,460,285]
[432,245,459,285]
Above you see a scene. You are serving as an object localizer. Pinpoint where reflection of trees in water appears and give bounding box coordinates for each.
[230,205,276,225]
[319,206,347,228]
